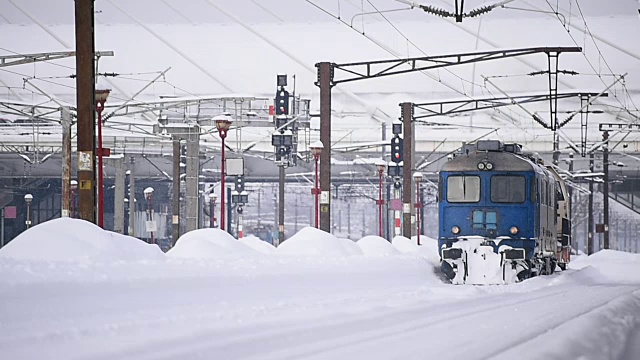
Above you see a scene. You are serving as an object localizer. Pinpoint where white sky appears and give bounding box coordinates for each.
[1,0,639,152]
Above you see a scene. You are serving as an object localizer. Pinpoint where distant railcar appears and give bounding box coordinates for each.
[438,140,571,284]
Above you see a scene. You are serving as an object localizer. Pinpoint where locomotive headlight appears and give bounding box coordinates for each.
[452,226,461,234]
[485,162,494,170]
[510,226,519,235]
[477,162,486,170]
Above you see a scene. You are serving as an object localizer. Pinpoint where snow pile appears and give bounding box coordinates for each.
[338,238,364,256]
[238,235,276,254]
[568,249,640,284]
[357,236,400,256]
[168,228,260,259]
[276,227,359,257]
[0,217,164,263]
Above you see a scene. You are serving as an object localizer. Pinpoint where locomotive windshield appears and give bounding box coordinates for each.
[447,175,480,203]
[490,175,525,203]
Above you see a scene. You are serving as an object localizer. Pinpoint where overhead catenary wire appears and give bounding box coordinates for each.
[306,0,492,99]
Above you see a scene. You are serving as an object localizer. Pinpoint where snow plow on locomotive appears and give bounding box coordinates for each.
[438,140,571,285]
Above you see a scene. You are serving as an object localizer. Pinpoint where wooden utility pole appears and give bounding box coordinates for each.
[75,0,96,223]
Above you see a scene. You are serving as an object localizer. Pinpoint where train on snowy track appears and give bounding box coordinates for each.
[438,140,571,284]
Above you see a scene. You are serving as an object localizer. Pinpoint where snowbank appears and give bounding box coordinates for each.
[357,236,400,256]
[568,249,640,284]
[168,228,260,259]
[338,238,364,256]
[0,218,164,263]
[276,227,359,257]
[239,235,276,254]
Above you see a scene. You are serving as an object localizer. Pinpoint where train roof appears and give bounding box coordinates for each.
[441,151,537,172]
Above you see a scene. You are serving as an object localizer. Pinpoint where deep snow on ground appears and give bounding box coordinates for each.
[0,218,639,360]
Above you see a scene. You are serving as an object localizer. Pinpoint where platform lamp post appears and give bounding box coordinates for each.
[214,115,232,231]
[209,192,217,228]
[310,141,324,229]
[376,160,386,238]
[70,180,78,218]
[95,87,111,228]
[143,187,154,244]
[413,172,423,246]
[24,193,33,229]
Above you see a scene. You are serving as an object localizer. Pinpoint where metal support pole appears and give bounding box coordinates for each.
[416,181,421,246]
[347,201,351,239]
[75,0,96,224]
[317,62,332,233]
[401,102,414,238]
[148,195,154,244]
[220,136,227,231]
[568,152,575,251]
[314,155,320,228]
[61,106,71,217]
[1,208,4,247]
[172,138,180,244]
[128,156,135,236]
[279,165,285,241]
[26,203,31,229]
[603,131,610,249]
[588,153,594,255]
[96,101,105,227]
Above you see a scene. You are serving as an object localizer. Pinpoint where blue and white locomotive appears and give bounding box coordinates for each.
[438,140,571,284]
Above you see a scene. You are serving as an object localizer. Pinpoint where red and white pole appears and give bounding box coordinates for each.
[220,136,226,231]
[378,169,384,237]
[314,154,320,229]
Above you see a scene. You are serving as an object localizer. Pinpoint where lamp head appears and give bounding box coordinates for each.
[95,89,111,103]
[24,193,33,204]
[310,140,324,156]
[143,187,155,197]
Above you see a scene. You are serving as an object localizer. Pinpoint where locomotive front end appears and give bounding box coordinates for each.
[438,141,540,284]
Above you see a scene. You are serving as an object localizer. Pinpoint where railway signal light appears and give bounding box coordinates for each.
[235,175,245,193]
[275,89,290,115]
[391,135,403,163]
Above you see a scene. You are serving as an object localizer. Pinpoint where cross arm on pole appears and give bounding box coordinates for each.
[412,92,602,120]
[0,50,114,68]
[329,47,581,85]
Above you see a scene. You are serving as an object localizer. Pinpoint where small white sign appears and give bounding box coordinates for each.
[145,220,157,232]
[403,203,411,213]
[320,191,330,204]
[226,158,244,176]
[78,151,92,171]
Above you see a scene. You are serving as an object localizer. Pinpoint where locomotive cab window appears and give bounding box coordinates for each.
[490,175,525,203]
[447,175,480,203]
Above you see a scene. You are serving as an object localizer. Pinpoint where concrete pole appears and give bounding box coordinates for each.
[185,131,200,233]
[128,156,136,236]
[401,102,415,238]
[61,106,71,217]
[113,157,125,233]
